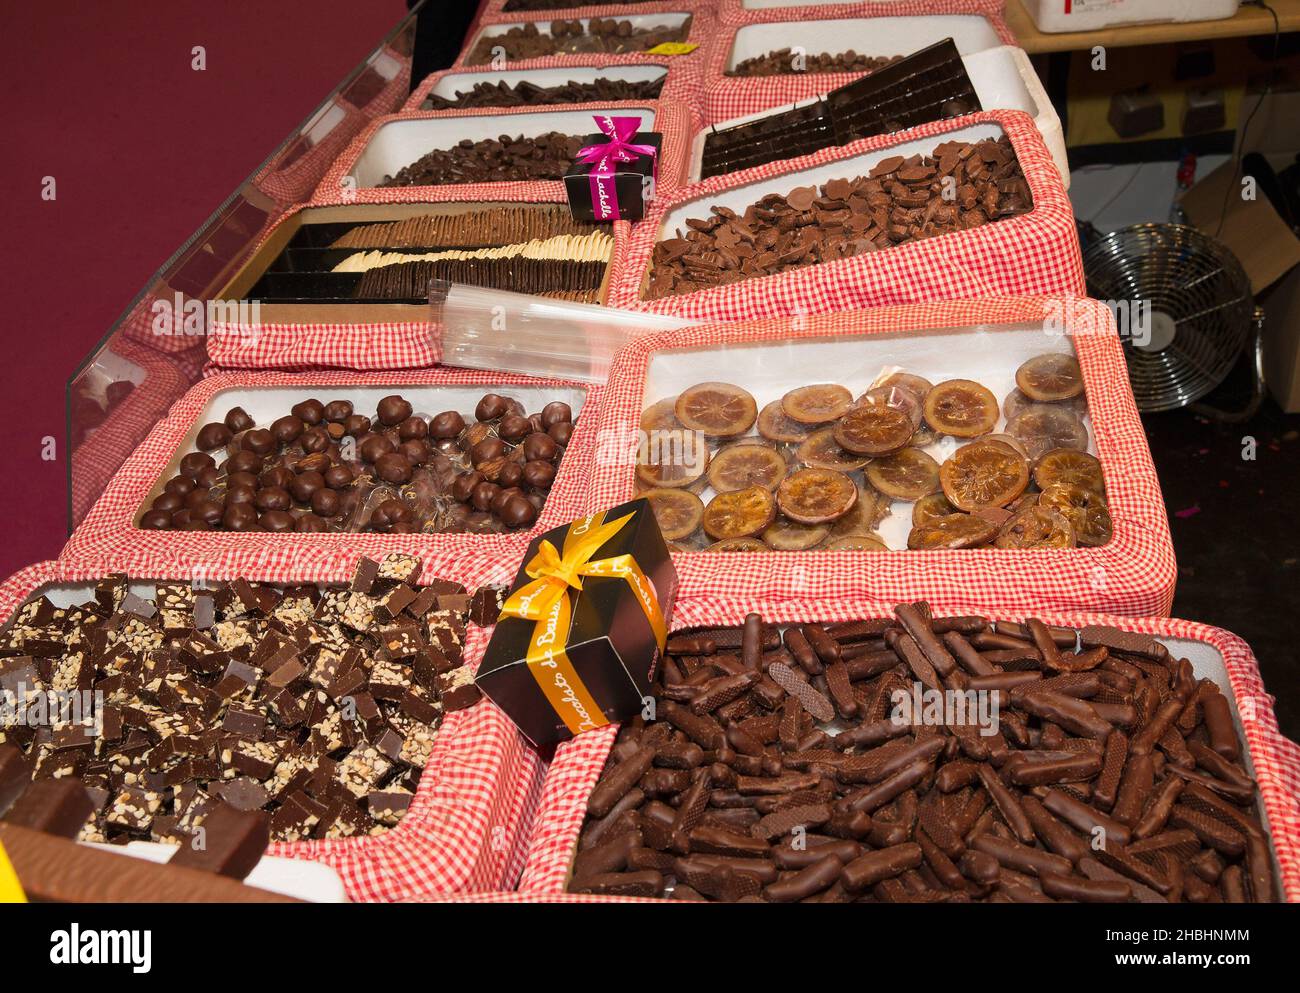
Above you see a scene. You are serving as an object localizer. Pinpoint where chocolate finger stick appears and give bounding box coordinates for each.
[843,649,903,680]
[841,842,923,892]
[1201,691,1241,760]
[1020,794,1091,863]
[1187,740,1253,787]
[741,613,763,671]
[936,760,981,793]
[1166,765,1257,805]
[1006,752,1103,787]
[1130,698,1184,756]
[1041,871,1131,902]
[1038,787,1132,846]
[572,831,640,878]
[842,759,932,814]
[972,833,1073,878]
[663,701,725,749]
[968,671,1041,693]
[996,620,1077,646]
[1246,833,1275,903]
[690,671,759,715]
[895,603,957,677]
[764,853,845,903]
[1112,753,1155,827]
[784,629,823,676]
[1025,619,1061,669]
[587,746,656,817]
[1092,730,1129,811]
[887,630,942,692]
[1133,776,1184,840]
[977,765,1035,844]
[572,870,664,897]
[688,824,772,859]
[1011,688,1113,741]
[832,717,910,751]
[671,767,713,839]
[917,826,966,889]
[824,662,858,720]
[802,624,842,665]
[579,790,644,850]
[750,803,833,842]
[767,662,835,723]
[1080,625,1165,660]
[943,631,998,677]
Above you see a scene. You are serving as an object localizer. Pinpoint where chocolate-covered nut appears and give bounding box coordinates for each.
[192,499,224,525]
[398,439,431,465]
[343,414,372,437]
[452,471,484,503]
[300,427,331,454]
[377,498,412,524]
[170,509,191,527]
[498,414,531,442]
[375,453,413,484]
[542,401,572,429]
[528,413,546,434]
[151,492,184,513]
[548,421,574,446]
[196,465,222,489]
[260,466,295,491]
[475,393,509,422]
[184,487,212,510]
[180,451,216,480]
[324,464,354,489]
[258,510,295,532]
[523,460,556,490]
[471,437,507,465]
[140,509,172,529]
[290,470,325,503]
[397,416,428,441]
[472,481,501,512]
[196,422,233,450]
[296,513,328,533]
[224,406,254,432]
[291,399,325,425]
[323,400,353,423]
[254,487,291,512]
[430,411,466,439]
[498,461,524,488]
[433,438,462,457]
[227,471,258,490]
[492,486,524,515]
[270,415,304,445]
[310,487,341,517]
[522,432,558,462]
[500,494,538,527]
[181,518,211,531]
[164,475,196,497]
[225,484,256,506]
[377,395,413,426]
[226,450,263,475]
[359,434,396,463]
[242,429,275,456]
[464,421,493,449]
[296,452,331,474]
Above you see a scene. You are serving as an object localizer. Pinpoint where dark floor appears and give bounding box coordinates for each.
[1143,366,1300,741]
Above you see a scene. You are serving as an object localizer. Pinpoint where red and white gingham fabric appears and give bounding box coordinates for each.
[61,369,602,590]
[702,1,1015,123]
[205,321,443,373]
[311,98,694,207]
[515,594,1300,902]
[0,562,547,901]
[605,110,1083,321]
[589,296,1178,616]
[475,0,704,21]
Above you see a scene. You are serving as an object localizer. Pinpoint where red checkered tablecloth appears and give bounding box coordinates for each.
[514,595,1300,901]
[714,0,1010,27]
[605,110,1083,320]
[0,562,547,901]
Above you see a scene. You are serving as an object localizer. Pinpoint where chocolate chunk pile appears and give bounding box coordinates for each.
[729,49,902,78]
[466,17,693,64]
[504,0,662,9]
[567,606,1278,902]
[0,557,485,848]
[647,137,1033,299]
[330,206,597,250]
[379,132,584,187]
[424,75,664,110]
[140,392,575,534]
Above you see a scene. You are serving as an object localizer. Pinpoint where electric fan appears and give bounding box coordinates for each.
[1082,224,1258,414]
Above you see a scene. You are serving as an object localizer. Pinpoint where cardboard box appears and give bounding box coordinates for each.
[565,124,662,224]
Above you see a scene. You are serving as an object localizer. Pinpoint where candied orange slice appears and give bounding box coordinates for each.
[640,397,682,432]
[762,519,830,550]
[636,428,709,488]
[675,382,757,438]
[781,384,853,424]
[827,485,888,539]
[924,379,999,438]
[705,537,769,552]
[1034,448,1104,495]
[644,488,705,541]
[820,534,888,551]
[1007,405,1089,461]
[912,492,957,526]
[776,468,858,524]
[797,427,871,470]
[1040,483,1113,547]
[707,442,787,493]
[994,499,1076,549]
[757,399,814,443]
[834,404,914,456]
[907,513,999,549]
[939,440,1030,511]
[865,447,941,501]
[878,372,933,402]
[1002,387,1087,423]
[1016,353,1084,402]
[702,486,776,540]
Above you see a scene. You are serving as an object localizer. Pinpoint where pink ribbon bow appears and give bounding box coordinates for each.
[574,116,658,221]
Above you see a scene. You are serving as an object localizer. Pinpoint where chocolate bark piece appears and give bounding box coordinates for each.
[3,778,95,838]
[436,665,481,712]
[0,745,33,816]
[171,802,269,879]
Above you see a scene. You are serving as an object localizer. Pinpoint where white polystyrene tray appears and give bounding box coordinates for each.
[466,13,694,61]
[425,64,669,105]
[1022,0,1239,33]
[349,106,657,188]
[661,119,1005,235]
[727,14,1004,70]
[642,322,1095,550]
[689,45,1068,186]
[135,383,587,524]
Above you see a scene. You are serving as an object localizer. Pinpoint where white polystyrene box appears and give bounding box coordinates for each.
[1022,0,1240,33]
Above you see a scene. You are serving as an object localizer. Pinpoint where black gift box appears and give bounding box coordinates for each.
[564,132,662,224]
[475,498,678,747]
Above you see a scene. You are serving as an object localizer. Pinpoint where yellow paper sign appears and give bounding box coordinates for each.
[0,839,25,903]
[645,42,698,56]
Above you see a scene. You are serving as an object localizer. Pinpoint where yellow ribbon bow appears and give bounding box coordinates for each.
[499,510,667,736]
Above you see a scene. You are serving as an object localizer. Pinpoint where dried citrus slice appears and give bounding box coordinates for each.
[675,382,757,438]
[939,440,1030,511]
[994,499,1076,549]
[797,427,871,470]
[702,486,777,540]
[981,432,1030,460]
[781,384,853,424]
[644,488,705,541]
[1016,353,1084,402]
[857,386,924,428]
[820,533,888,551]
[762,519,830,551]
[909,425,937,448]
[834,404,914,456]
[913,492,956,526]
[1003,387,1087,423]
[907,513,999,549]
[865,447,941,501]
[924,379,999,438]
[827,484,888,539]
[1007,405,1089,461]
[707,442,788,493]
[878,372,933,402]
[705,537,769,552]
[973,506,1013,527]
[757,399,814,443]
[641,397,682,432]
[776,468,858,525]
[1040,483,1113,547]
[1034,448,1104,495]
[636,428,709,488]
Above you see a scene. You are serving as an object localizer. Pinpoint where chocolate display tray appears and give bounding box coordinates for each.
[347,105,657,189]
[641,321,1097,551]
[133,382,588,528]
[218,203,614,322]
[421,65,669,111]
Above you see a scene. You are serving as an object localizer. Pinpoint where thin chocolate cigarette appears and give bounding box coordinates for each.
[844,649,905,680]
[678,853,778,885]
[662,701,725,749]
[928,616,987,635]
[1201,691,1240,760]
[1011,689,1113,741]
[968,671,1041,692]
[667,636,716,655]
[688,824,772,859]
[977,765,1035,844]
[1092,701,1138,727]
[1246,833,1275,903]
[1186,739,1252,788]
[1041,871,1131,902]
[842,759,932,814]
[1079,625,1165,660]
[972,833,1073,878]
[888,630,942,692]
[995,620,1076,647]
[895,603,957,677]
[832,718,911,751]
[1130,697,1184,755]
[571,870,663,897]
[972,631,1037,652]
[1112,752,1156,827]
[1026,618,1062,669]
[1039,787,1132,846]
[1020,794,1091,863]
[741,613,763,671]
[981,648,1043,666]
[825,618,895,642]
[774,837,861,870]
[764,853,845,903]
[587,745,656,818]
[691,671,759,715]
[916,825,966,889]
[841,842,923,892]
[1166,765,1257,805]
[943,631,998,677]
[785,628,823,676]
[840,737,945,785]
[1007,752,1103,787]
[1092,730,1129,811]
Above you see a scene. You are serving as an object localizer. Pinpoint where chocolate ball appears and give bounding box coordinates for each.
[260,466,295,491]
[548,422,573,446]
[498,414,531,442]
[270,415,304,445]
[192,499,224,525]
[491,486,523,516]
[300,427,331,454]
[164,474,196,497]
[311,487,341,517]
[523,460,556,490]
[196,465,222,490]
[296,452,332,474]
[225,484,256,506]
[452,471,484,503]
[242,429,275,456]
[377,498,412,524]
[185,487,212,510]
[471,482,501,512]
[430,411,466,440]
[324,464,354,489]
[323,400,353,423]
[522,432,558,463]
[181,519,211,532]
[541,401,572,429]
[375,453,412,484]
[151,492,183,513]
[377,395,413,426]
[343,414,371,437]
[291,399,325,425]
[226,450,263,475]
[179,451,215,480]
[500,494,538,528]
[259,510,296,532]
[397,416,428,441]
[224,406,254,432]
[227,471,258,490]
[398,439,431,465]
[254,487,291,512]
[140,509,172,530]
[296,513,328,533]
[290,470,325,503]
[475,394,509,422]
[196,422,232,451]
[170,509,191,527]
[498,461,524,488]
[359,434,395,464]
[505,397,527,418]
[528,413,546,434]
[470,438,507,465]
